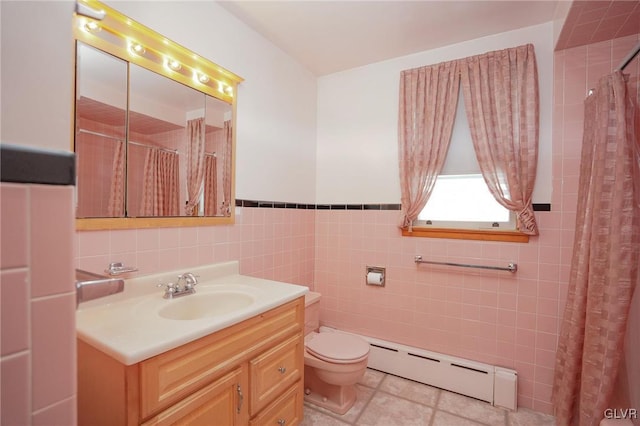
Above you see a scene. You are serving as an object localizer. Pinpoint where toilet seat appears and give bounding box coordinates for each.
[305,332,369,364]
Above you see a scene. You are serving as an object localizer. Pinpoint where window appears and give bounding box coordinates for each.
[398,45,539,241]
[414,174,516,230]
[404,90,527,242]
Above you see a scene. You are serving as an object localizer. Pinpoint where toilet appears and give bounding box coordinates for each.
[303,292,370,415]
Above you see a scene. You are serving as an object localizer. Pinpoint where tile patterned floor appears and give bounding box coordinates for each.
[300,369,556,426]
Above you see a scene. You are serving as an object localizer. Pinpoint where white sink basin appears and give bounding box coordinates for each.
[158,292,255,320]
[76,261,308,365]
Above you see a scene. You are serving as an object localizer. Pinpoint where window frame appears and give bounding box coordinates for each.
[405,174,530,243]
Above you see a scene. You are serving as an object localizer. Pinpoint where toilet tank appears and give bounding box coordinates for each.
[305,291,321,335]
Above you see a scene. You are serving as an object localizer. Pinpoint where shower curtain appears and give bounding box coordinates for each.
[552,71,640,426]
[140,149,180,216]
[185,117,206,216]
[221,120,233,216]
[107,139,125,217]
[203,155,218,216]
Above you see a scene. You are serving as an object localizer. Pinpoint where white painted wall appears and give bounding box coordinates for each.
[316,22,554,204]
[1,1,318,204]
[1,1,75,152]
[106,1,318,204]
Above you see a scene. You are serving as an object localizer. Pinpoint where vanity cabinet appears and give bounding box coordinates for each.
[78,297,305,426]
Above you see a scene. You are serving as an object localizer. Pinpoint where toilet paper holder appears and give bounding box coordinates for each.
[365,266,386,287]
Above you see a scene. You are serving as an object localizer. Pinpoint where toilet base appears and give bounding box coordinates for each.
[303,366,357,415]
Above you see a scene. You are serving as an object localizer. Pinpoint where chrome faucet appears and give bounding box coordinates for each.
[158,272,199,299]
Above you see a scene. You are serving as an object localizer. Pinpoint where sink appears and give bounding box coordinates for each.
[158,292,255,320]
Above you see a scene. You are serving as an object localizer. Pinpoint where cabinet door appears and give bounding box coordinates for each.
[142,367,248,426]
[249,382,303,426]
[250,333,303,416]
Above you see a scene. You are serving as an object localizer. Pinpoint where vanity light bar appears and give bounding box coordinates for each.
[73,0,243,103]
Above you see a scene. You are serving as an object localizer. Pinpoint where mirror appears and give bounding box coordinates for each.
[73,0,242,230]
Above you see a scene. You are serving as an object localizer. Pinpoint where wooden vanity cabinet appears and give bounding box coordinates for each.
[78,297,305,426]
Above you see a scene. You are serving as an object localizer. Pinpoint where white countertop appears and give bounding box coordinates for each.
[76,261,308,365]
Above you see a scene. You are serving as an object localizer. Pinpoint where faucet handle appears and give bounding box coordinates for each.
[157,282,178,297]
[179,272,199,288]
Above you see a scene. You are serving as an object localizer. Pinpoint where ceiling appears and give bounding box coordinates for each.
[555,0,640,50]
[219,0,562,76]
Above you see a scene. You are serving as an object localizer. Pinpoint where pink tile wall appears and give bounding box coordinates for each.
[75,206,315,287]
[314,209,564,413]
[1,183,77,425]
[314,33,640,415]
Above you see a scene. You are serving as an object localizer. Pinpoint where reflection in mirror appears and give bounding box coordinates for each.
[205,95,234,216]
[74,44,234,220]
[75,43,127,218]
[127,64,205,218]
[73,0,242,229]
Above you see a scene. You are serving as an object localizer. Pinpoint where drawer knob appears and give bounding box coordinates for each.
[277,419,286,426]
[278,366,286,374]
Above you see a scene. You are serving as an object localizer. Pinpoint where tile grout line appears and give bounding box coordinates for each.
[303,369,521,426]
[351,373,388,425]
[427,388,443,426]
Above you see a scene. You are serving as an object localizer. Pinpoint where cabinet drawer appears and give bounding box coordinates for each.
[250,333,303,416]
[140,298,303,419]
[142,367,246,426]
[250,381,303,426]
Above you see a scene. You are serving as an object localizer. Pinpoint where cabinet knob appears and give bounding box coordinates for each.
[277,419,286,426]
[278,366,286,374]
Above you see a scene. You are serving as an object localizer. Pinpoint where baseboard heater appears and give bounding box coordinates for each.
[319,326,518,410]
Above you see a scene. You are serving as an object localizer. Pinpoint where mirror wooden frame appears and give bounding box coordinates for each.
[73,0,243,231]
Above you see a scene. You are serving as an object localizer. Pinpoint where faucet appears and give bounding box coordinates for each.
[158,272,199,299]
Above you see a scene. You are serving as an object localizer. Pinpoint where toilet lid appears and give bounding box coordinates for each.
[306,333,370,363]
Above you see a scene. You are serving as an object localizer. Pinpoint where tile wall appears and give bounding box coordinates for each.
[313,33,640,414]
[75,206,316,287]
[1,183,76,425]
[314,208,563,413]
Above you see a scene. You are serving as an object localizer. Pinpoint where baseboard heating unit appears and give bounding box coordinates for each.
[319,326,518,410]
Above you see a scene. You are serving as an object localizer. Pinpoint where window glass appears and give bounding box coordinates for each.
[416,174,514,229]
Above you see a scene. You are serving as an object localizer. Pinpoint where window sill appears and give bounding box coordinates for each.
[402,227,529,243]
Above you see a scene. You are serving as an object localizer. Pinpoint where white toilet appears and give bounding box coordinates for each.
[304,292,370,415]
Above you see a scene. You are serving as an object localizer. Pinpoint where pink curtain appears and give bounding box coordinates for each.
[140,149,179,216]
[398,60,460,230]
[552,71,639,426]
[185,117,206,216]
[221,120,233,216]
[203,155,218,216]
[460,43,540,235]
[107,139,125,217]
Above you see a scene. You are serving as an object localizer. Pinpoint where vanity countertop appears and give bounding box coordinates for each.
[76,261,308,365]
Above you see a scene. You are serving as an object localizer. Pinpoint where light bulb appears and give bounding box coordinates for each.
[128,42,145,56]
[83,21,100,33]
[165,58,181,71]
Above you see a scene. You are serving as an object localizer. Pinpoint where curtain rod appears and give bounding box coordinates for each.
[78,128,122,142]
[128,141,177,154]
[616,40,640,72]
[77,129,178,154]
